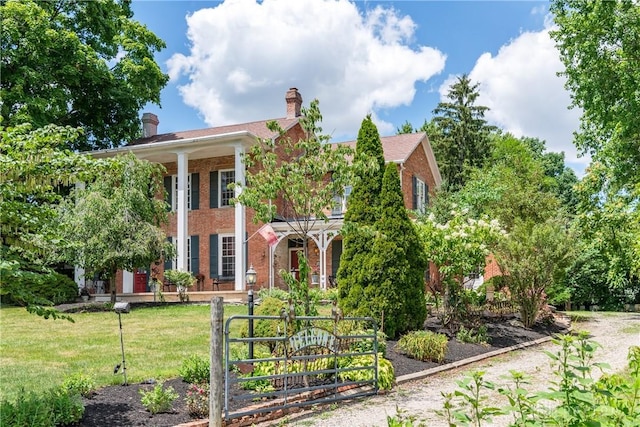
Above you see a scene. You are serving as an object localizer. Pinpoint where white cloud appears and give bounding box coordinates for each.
[442,22,588,169]
[166,0,446,139]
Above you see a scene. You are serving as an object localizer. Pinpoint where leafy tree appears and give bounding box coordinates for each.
[360,163,428,338]
[494,218,574,328]
[430,75,497,191]
[551,0,640,296]
[55,153,173,303]
[1,0,168,151]
[235,100,353,315]
[417,209,505,329]
[337,116,385,313]
[550,0,640,192]
[0,123,102,318]
[454,133,561,231]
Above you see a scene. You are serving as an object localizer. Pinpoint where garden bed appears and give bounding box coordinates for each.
[79,314,568,427]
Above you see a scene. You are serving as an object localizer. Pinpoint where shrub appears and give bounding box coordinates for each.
[0,387,84,427]
[185,382,209,418]
[179,354,210,384]
[338,354,395,390]
[397,330,448,363]
[456,325,490,345]
[240,296,286,352]
[2,271,78,306]
[61,372,96,398]
[139,382,178,414]
[257,287,289,301]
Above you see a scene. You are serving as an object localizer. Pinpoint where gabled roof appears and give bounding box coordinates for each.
[336,132,427,163]
[129,117,299,146]
[337,132,442,187]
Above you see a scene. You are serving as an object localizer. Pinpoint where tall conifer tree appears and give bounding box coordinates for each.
[364,163,427,338]
[337,116,385,312]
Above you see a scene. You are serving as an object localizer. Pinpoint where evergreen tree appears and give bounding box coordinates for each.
[431,75,496,191]
[362,163,427,338]
[337,116,385,312]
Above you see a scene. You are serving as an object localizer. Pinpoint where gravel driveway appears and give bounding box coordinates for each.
[274,312,640,427]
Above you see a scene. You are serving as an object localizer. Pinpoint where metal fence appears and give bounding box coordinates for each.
[223,311,378,422]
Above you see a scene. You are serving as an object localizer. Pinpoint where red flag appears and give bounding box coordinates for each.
[258,224,278,247]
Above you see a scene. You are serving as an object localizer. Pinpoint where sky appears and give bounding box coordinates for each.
[131,0,588,176]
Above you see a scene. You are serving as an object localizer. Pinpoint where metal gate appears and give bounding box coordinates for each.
[224,309,378,422]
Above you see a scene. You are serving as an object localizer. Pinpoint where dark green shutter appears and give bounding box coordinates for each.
[191,173,200,210]
[164,176,172,211]
[209,234,218,278]
[331,240,342,276]
[209,171,218,208]
[164,236,173,271]
[190,235,200,275]
[412,175,418,210]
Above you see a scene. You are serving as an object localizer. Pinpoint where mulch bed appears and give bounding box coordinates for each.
[79,315,568,427]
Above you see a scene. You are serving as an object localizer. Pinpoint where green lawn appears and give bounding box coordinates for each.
[0,303,247,401]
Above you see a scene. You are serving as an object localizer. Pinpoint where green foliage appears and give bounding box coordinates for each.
[0,123,103,319]
[1,0,168,151]
[139,382,178,415]
[236,98,353,236]
[430,75,497,191]
[441,333,640,426]
[55,153,173,296]
[257,287,290,301]
[0,387,84,427]
[456,325,490,345]
[343,163,427,338]
[179,354,210,384]
[417,208,504,328]
[338,115,385,315]
[495,219,574,327]
[387,405,426,427]
[61,373,95,398]
[1,271,78,306]
[396,331,448,363]
[338,354,395,391]
[240,296,287,352]
[550,0,640,194]
[185,382,209,418]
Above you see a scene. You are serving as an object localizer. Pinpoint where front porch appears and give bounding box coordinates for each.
[89,290,251,304]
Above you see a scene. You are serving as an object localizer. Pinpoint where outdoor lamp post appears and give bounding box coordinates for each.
[246,264,257,360]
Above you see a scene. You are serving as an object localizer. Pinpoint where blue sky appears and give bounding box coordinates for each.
[131,0,587,175]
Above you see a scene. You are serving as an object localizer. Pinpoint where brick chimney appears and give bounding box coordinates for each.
[285,88,302,118]
[141,112,159,137]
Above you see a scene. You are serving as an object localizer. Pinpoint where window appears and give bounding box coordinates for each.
[220,170,235,207]
[221,235,235,277]
[413,177,428,214]
[166,173,200,211]
[332,185,352,215]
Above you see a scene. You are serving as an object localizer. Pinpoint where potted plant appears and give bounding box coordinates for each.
[311,269,320,286]
[164,270,195,302]
[80,286,90,302]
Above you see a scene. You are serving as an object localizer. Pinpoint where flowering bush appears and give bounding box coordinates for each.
[185,382,209,418]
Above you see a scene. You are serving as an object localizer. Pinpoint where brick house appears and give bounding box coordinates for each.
[83,89,442,295]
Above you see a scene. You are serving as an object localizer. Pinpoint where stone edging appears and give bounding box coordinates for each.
[176,336,553,427]
[395,335,553,385]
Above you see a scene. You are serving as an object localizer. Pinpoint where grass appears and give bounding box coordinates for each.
[0,303,246,401]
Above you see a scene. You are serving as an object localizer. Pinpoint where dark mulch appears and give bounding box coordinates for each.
[79,315,568,427]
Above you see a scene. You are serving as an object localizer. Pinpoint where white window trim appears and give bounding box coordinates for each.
[416,178,427,214]
[219,169,235,208]
[219,234,236,278]
[171,174,192,211]
[332,185,352,215]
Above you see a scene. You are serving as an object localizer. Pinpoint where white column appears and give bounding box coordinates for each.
[74,181,86,291]
[234,145,246,291]
[176,151,189,271]
[122,271,134,293]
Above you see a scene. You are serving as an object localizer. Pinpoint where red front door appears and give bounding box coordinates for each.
[290,249,300,281]
[133,270,147,293]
